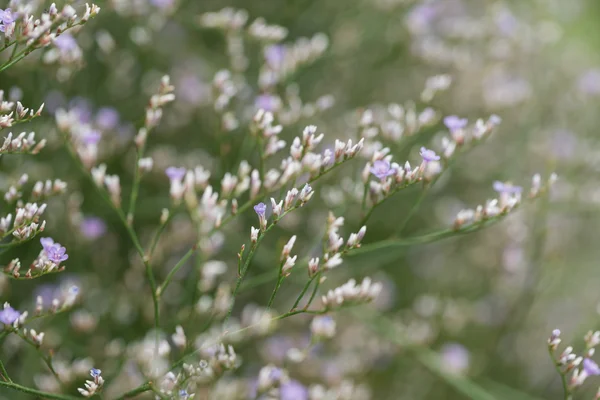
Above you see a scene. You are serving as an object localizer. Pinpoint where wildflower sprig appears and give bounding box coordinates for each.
[546,328,600,400]
[225,185,314,322]
[0,90,45,130]
[0,3,101,73]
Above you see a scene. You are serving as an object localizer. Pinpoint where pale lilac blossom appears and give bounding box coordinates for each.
[370,160,396,180]
[54,34,78,51]
[443,116,468,132]
[584,359,600,376]
[492,181,522,194]
[82,130,102,145]
[0,8,15,33]
[254,202,267,217]
[0,305,20,325]
[281,380,308,400]
[41,237,69,263]
[80,217,107,239]
[255,94,282,112]
[420,147,440,162]
[95,107,120,130]
[166,167,186,181]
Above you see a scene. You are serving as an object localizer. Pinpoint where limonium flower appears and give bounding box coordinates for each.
[443,115,468,131]
[54,34,78,52]
[493,181,523,194]
[370,160,396,180]
[264,44,286,68]
[90,368,102,378]
[0,305,20,325]
[255,94,282,112]
[95,107,120,130]
[584,359,600,376]
[0,8,14,33]
[150,0,174,8]
[420,147,440,162]
[165,166,186,181]
[281,380,308,400]
[82,130,102,145]
[254,202,267,217]
[40,237,69,263]
[80,217,107,239]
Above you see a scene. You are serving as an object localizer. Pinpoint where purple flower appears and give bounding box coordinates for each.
[95,107,120,130]
[281,380,308,400]
[150,0,174,8]
[69,98,93,123]
[54,34,78,52]
[254,202,267,217]
[166,167,186,181]
[0,8,15,33]
[495,9,518,36]
[440,343,470,374]
[420,147,440,162]
[82,130,101,145]
[269,367,283,381]
[264,45,286,68]
[443,115,468,132]
[370,160,396,180]
[40,237,55,252]
[80,217,107,239]
[578,69,600,95]
[90,368,102,378]
[255,94,282,112]
[179,390,189,399]
[0,306,20,325]
[41,238,69,264]
[493,181,523,194]
[47,244,69,264]
[584,358,600,376]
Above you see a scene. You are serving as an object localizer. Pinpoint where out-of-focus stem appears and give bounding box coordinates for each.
[547,346,570,400]
[158,246,198,296]
[291,273,318,310]
[304,272,322,310]
[0,380,79,400]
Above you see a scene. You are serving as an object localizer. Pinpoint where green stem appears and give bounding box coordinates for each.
[62,139,161,342]
[548,346,570,400]
[225,206,299,321]
[225,238,263,323]
[147,210,174,260]
[266,275,284,310]
[114,383,154,399]
[257,137,265,182]
[359,181,418,227]
[0,359,11,382]
[0,380,79,400]
[394,188,428,236]
[303,272,322,310]
[126,152,143,225]
[291,274,318,311]
[158,246,198,296]
[8,41,19,62]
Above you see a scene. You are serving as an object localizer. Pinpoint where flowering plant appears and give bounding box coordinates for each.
[1,1,595,399]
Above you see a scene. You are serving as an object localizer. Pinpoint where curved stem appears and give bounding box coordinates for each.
[114,383,154,400]
[62,139,161,341]
[291,274,317,311]
[0,380,79,400]
[158,246,198,296]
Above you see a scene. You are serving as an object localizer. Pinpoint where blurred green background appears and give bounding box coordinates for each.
[3,0,600,399]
